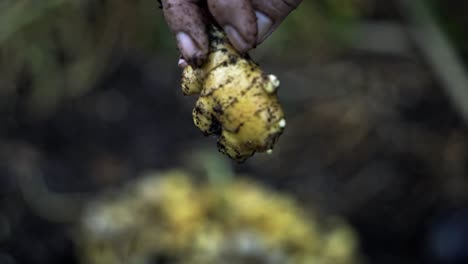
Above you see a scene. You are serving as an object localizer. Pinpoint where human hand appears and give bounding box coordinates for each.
[160,0,303,65]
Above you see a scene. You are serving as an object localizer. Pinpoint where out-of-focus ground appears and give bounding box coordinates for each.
[2,0,468,263]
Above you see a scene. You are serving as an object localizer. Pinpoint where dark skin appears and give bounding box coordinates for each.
[160,0,303,65]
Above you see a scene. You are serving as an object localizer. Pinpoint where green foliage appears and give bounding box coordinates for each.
[427,0,468,59]
[0,0,173,118]
[262,0,365,59]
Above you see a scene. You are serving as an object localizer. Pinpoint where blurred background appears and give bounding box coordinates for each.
[2,0,468,263]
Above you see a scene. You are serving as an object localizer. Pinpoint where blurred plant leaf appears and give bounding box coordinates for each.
[0,0,174,119]
[260,0,367,60]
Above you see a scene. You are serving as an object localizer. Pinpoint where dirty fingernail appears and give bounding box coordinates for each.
[255,11,273,43]
[178,57,188,69]
[176,32,199,62]
[224,25,250,53]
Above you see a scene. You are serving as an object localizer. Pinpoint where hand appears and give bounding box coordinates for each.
[161,0,303,65]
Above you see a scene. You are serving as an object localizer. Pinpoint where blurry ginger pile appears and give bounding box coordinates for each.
[77,170,359,264]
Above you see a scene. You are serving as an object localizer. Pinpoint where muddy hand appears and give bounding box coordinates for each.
[161,0,303,65]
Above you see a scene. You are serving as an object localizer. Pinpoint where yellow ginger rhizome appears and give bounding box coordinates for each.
[181,25,285,162]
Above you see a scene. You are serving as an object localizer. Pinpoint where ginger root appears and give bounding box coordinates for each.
[181,26,285,162]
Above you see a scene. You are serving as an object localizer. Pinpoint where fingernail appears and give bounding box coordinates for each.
[224,25,250,53]
[255,11,273,43]
[176,32,199,62]
[178,57,188,69]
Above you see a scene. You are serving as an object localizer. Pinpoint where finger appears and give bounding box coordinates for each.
[161,0,208,65]
[252,0,303,44]
[207,0,257,53]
